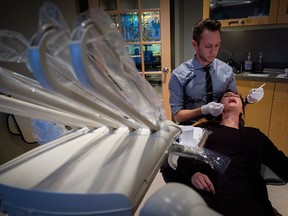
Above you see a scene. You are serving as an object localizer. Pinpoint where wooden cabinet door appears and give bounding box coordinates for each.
[277,0,288,23]
[269,83,288,156]
[236,80,274,136]
[203,0,280,27]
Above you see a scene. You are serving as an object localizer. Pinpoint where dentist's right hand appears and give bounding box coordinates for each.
[191,172,215,194]
[201,102,224,117]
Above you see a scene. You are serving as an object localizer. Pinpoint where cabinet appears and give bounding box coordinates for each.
[236,80,274,135]
[277,0,288,23]
[237,80,288,156]
[269,83,288,156]
[203,0,288,27]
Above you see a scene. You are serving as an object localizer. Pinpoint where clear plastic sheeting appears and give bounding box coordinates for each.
[31,119,69,145]
[0,29,74,143]
[0,95,102,129]
[28,28,134,129]
[171,144,231,175]
[0,2,78,144]
[39,3,133,125]
[0,67,104,129]
[170,126,231,175]
[28,3,147,130]
[0,30,29,64]
[70,8,165,127]
[38,1,70,34]
[32,1,78,87]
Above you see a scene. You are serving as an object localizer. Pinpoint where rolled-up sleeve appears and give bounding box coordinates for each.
[169,73,184,115]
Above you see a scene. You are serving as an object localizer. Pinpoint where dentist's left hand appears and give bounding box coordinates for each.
[246,87,264,103]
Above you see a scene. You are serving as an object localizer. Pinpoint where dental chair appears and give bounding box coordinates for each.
[140,183,222,216]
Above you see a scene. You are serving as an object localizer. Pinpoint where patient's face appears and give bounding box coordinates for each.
[220,92,243,113]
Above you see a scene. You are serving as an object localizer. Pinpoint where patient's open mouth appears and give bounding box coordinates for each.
[228,98,237,103]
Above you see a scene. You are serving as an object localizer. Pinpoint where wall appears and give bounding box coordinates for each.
[220,27,288,69]
[173,0,203,68]
[0,0,80,165]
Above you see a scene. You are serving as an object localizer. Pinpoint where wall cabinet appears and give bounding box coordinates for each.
[203,0,288,27]
[268,83,288,156]
[277,0,288,23]
[236,80,288,156]
[236,80,274,135]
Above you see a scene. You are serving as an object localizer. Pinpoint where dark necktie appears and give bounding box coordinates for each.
[203,66,213,103]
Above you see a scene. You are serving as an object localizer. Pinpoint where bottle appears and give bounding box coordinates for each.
[285,68,288,76]
[256,52,264,73]
[244,52,253,71]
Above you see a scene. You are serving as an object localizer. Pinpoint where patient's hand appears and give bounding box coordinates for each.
[191,172,215,194]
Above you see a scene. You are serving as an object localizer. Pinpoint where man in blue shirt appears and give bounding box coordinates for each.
[169,18,237,125]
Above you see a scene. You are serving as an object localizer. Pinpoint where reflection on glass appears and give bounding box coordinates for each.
[145,74,162,99]
[210,0,271,20]
[143,44,161,72]
[119,0,138,10]
[99,0,117,11]
[121,12,140,42]
[142,11,160,41]
[110,14,119,29]
[127,44,141,71]
[141,0,160,9]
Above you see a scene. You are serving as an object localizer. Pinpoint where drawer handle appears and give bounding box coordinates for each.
[228,20,245,26]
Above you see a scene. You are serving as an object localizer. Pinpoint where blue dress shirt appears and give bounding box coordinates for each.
[169,56,237,124]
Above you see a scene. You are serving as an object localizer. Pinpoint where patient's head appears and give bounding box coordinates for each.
[212,89,245,125]
[220,90,244,114]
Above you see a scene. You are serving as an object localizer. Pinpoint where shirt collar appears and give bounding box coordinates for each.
[192,55,215,70]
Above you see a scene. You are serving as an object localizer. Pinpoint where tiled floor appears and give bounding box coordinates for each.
[135,172,166,216]
[267,184,288,216]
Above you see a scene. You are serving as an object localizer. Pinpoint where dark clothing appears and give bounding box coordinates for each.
[203,126,253,194]
[177,123,288,216]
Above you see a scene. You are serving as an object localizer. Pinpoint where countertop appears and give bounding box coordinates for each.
[235,71,288,83]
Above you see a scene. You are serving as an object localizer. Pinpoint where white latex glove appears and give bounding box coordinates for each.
[201,102,224,117]
[246,87,264,103]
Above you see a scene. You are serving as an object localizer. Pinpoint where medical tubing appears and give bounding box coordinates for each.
[0,95,100,128]
[28,26,140,130]
[0,67,111,128]
[70,24,160,131]
[73,9,164,122]
[0,65,114,129]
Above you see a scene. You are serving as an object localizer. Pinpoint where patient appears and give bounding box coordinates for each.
[177,90,288,216]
